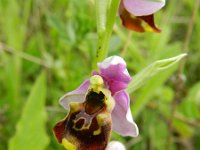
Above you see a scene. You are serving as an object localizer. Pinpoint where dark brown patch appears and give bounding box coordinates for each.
[75,118,85,129]
[85,91,105,115]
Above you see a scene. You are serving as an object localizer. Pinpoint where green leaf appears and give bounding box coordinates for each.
[131,66,176,117]
[173,120,194,138]
[178,82,200,119]
[127,53,187,93]
[186,82,200,104]
[150,119,168,149]
[8,72,50,150]
[156,86,174,103]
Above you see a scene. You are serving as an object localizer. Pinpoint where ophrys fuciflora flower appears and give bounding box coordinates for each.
[53,56,138,150]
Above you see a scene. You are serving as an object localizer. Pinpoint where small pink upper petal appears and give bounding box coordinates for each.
[107,80,128,95]
[123,0,165,16]
[59,80,90,110]
[112,91,139,137]
[98,56,132,94]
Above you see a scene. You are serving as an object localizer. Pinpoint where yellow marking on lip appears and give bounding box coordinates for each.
[97,113,108,126]
[104,96,115,112]
[93,127,101,135]
[93,113,109,135]
[62,138,76,150]
[69,102,80,112]
[141,21,154,32]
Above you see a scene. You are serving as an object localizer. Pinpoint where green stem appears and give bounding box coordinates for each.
[95,0,107,35]
[94,0,121,68]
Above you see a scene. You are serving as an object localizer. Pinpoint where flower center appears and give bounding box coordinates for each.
[85,91,105,115]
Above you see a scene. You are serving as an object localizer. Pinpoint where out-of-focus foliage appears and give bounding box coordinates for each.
[0,0,199,150]
[8,72,49,150]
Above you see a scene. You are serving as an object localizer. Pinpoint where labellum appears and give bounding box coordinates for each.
[53,75,115,150]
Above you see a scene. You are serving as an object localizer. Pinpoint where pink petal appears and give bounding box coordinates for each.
[112,91,139,137]
[123,0,165,16]
[106,79,128,95]
[59,80,90,110]
[98,56,132,94]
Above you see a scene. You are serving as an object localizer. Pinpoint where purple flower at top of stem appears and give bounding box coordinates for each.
[59,56,138,136]
[119,0,165,32]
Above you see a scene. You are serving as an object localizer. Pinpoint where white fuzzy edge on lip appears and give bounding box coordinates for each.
[98,56,126,69]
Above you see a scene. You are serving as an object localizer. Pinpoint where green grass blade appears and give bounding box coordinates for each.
[8,72,50,150]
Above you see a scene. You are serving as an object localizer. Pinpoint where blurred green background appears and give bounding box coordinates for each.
[0,0,200,150]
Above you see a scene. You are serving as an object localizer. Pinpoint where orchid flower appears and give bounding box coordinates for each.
[119,0,165,32]
[53,56,138,150]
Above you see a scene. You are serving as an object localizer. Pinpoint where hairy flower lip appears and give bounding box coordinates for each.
[58,56,139,137]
